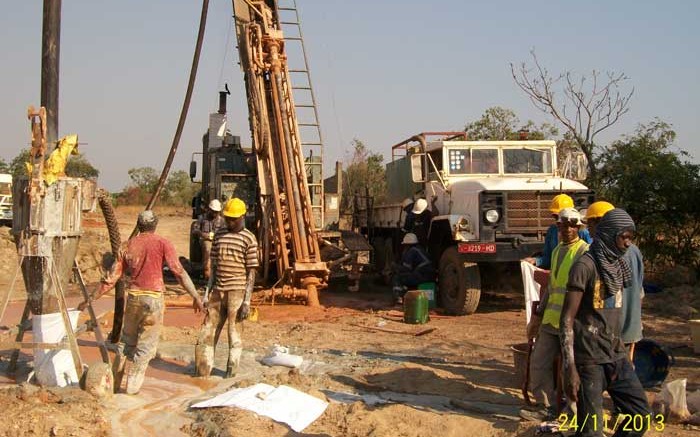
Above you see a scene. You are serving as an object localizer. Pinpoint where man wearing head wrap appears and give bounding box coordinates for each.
[80,210,205,394]
[559,209,651,436]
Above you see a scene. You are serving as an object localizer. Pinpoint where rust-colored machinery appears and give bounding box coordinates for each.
[232,0,328,305]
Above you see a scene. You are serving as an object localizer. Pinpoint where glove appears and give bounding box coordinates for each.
[237,302,250,321]
[527,315,542,340]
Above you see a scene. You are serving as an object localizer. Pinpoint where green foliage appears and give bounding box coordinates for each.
[10,149,30,179]
[120,167,196,206]
[0,158,9,174]
[65,154,99,179]
[597,119,700,269]
[464,107,558,140]
[342,139,386,215]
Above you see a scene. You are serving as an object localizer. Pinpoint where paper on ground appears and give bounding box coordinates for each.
[192,383,328,432]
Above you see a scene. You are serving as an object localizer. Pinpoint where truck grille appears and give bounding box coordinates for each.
[504,192,558,235]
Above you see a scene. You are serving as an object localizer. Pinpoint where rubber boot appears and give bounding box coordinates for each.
[125,361,148,395]
[225,347,242,378]
[112,352,127,393]
[194,343,214,377]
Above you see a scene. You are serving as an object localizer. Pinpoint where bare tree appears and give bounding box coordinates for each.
[510,50,634,182]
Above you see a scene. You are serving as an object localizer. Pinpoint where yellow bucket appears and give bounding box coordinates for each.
[247,307,259,322]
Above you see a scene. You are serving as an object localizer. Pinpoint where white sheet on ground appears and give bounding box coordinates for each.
[191,383,328,432]
[520,261,542,325]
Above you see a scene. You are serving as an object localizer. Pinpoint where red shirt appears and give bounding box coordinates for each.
[101,232,185,293]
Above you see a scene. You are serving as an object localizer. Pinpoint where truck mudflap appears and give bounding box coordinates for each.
[456,241,543,262]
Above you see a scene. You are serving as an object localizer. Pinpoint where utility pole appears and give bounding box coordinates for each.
[41,0,61,147]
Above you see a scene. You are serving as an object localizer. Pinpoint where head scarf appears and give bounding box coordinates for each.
[589,208,635,296]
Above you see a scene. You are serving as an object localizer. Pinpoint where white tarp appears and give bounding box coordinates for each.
[191,383,328,432]
[33,310,81,387]
[520,261,542,325]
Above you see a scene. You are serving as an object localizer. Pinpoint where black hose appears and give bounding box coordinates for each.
[129,0,210,239]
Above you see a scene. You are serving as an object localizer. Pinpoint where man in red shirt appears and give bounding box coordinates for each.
[81,210,205,394]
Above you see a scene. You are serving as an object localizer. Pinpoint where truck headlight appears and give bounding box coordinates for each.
[485,209,500,224]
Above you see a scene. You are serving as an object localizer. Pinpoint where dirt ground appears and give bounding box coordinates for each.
[0,206,698,437]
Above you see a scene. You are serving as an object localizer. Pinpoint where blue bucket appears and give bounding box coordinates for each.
[633,339,674,388]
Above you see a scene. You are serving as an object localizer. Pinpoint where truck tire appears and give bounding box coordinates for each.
[438,247,481,315]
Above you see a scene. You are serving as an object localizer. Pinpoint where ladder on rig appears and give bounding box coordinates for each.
[277,0,325,230]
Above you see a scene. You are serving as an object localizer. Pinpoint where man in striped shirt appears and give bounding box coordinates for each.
[195,198,259,378]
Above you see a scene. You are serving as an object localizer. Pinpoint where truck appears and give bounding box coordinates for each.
[0,173,13,226]
[368,132,594,315]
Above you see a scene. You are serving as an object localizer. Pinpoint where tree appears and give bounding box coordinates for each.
[164,170,197,206]
[10,149,30,179]
[464,106,558,140]
[127,167,159,193]
[597,120,700,268]
[511,50,634,185]
[342,139,386,215]
[0,158,9,174]
[65,154,99,179]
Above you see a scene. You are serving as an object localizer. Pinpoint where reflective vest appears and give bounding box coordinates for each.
[541,238,589,328]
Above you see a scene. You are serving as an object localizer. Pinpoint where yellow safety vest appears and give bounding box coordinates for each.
[542,239,589,328]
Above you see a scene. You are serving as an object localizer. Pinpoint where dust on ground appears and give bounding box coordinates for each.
[0,206,698,436]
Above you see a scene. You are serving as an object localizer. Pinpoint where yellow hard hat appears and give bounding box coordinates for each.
[223,198,247,218]
[549,194,574,214]
[585,201,615,220]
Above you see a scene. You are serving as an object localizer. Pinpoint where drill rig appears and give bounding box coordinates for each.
[230,0,328,305]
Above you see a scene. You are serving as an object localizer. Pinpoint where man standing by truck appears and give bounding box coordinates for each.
[192,199,225,280]
[391,233,436,304]
[80,210,205,394]
[523,208,589,422]
[195,198,259,378]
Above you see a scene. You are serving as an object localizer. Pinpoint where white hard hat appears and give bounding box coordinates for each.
[557,207,583,226]
[209,199,222,212]
[412,198,428,214]
[402,233,419,245]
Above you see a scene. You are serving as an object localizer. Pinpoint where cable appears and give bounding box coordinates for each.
[130,0,210,239]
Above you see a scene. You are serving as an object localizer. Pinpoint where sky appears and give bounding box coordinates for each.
[1,1,698,192]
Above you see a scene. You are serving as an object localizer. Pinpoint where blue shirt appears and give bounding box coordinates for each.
[621,244,644,343]
[535,224,592,269]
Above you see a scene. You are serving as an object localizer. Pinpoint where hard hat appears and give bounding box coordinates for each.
[412,198,428,214]
[549,194,574,214]
[585,201,615,220]
[557,207,583,226]
[208,199,222,212]
[401,233,419,245]
[223,198,246,218]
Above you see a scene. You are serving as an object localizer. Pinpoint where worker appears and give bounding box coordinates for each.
[399,198,415,232]
[585,201,644,361]
[522,208,589,422]
[195,198,259,378]
[560,209,651,436]
[79,210,205,394]
[192,199,225,280]
[404,197,438,248]
[391,233,436,304]
[524,194,592,269]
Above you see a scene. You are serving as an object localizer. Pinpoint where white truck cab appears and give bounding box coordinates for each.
[0,174,12,226]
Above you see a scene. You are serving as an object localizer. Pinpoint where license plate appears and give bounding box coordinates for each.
[458,243,496,254]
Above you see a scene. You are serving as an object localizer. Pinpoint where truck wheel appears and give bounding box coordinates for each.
[438,247,481,315]
[372,237,386,272]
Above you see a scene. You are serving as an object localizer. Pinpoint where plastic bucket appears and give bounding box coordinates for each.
[511,342,530,387]
[418,282,437,309]
[403,290,429,324]
[633,339,674,388]
[690,320,700,354]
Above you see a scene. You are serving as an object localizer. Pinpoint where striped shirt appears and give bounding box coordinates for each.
[211,228,259,292]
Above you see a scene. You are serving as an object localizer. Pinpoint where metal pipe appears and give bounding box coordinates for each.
[41,0,61,147]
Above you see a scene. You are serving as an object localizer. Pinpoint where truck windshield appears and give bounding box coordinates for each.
[448,148,498,175]
[503,148,552,174]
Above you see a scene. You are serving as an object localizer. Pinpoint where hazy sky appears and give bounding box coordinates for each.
[2,1,698,191]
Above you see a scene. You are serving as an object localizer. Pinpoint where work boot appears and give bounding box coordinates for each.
[112,352,127,393]
[125,361,149,395]
[194,343,214,377]
[225,348,242,379]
